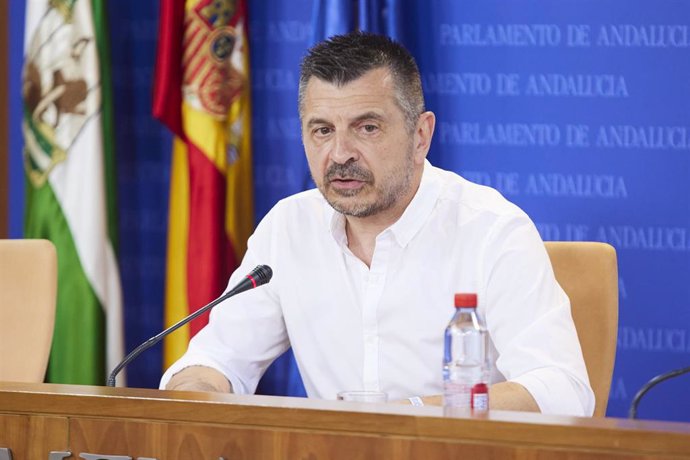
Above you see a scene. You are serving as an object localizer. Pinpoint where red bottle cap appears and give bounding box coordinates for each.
[471,383,488,394]
[454,293,477,308]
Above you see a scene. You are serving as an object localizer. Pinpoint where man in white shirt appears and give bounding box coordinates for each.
[161,32,594,416]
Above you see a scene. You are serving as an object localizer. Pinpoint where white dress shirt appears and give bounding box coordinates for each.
[160,161,595,416]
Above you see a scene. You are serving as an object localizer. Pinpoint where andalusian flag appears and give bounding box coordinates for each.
[153,0,254,368]
[22,0,124,385]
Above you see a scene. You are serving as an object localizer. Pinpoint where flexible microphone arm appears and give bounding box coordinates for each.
[628,365,690,419]
[107,265,273,387]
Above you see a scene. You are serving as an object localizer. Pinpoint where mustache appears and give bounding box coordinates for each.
[325,162,373,183]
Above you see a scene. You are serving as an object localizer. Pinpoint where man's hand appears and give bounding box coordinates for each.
[393,395,442,406]
[395,381,540,411]
[165,365,232,393]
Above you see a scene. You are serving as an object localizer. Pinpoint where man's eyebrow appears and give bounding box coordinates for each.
[306,117,332,128]
[305,112,386,128]
[352,111,386,123]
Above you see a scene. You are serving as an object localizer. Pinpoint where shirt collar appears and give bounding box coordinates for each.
[326,160,441,248]
[388,160,441,247]
[328,208,348,246]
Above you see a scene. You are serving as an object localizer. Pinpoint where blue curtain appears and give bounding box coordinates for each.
[311,0,402,42]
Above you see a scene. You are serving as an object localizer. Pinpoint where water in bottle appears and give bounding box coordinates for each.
[443,293,490,414]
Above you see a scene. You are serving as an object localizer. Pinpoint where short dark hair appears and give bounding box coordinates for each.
[298,32,425,131]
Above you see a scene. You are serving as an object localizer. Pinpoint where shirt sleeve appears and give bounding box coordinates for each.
[159,210,290,394]
[480,212,595,416]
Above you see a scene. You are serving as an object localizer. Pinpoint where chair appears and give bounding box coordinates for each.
[544,241,619,417]
[0,239,57,382]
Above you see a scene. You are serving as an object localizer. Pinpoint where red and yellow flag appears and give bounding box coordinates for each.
[153,0,254,368]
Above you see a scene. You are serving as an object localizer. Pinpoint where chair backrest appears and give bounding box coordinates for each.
[0,239,57,382]
[544,241,618,417]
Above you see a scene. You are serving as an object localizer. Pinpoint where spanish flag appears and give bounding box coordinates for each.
[153,0,254,368]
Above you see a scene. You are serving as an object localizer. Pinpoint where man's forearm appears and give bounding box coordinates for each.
[408,381,540,412]
[165,365,233,393]
[488,381,540,412]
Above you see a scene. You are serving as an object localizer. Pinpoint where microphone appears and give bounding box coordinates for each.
[107,265,273,387]
[628,365,690,419]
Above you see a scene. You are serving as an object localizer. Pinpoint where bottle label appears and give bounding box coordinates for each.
[443,381,472,409]
[471,383,489,411]
[471,393,488,411]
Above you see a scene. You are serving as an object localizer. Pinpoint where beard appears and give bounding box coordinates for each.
[313,145,415,218]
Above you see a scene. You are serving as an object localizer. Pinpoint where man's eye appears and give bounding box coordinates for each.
[315,127,332,136]
[362,124,378,133]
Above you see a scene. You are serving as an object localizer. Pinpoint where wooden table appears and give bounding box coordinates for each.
[1,381,689,459]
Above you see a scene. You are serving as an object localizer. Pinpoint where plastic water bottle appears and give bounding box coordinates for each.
[443,293,490,413]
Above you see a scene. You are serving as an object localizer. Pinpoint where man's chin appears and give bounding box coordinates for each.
[318,187,378,217]
[327,198,370,217]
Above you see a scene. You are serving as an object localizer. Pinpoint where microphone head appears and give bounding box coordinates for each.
[249,264,273,287]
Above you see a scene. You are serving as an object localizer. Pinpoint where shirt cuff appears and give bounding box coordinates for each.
[159,353,247,395]
[510,367,595,416]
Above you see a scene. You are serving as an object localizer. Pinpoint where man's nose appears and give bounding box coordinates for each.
[330,132,360,164]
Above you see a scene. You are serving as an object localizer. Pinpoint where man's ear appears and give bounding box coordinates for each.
[413,111,436,164]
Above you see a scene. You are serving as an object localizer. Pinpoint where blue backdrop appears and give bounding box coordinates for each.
[7,0,690,422]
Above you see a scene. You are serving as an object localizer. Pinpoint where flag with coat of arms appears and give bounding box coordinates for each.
[153,0,255,369]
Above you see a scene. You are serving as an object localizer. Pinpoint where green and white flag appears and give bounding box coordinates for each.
[22,0,124,385]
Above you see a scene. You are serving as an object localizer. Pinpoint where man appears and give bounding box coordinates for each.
[161,32,594,416]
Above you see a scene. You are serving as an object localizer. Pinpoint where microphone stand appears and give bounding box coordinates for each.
[628,365,690,419]
[107,265,272,387]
